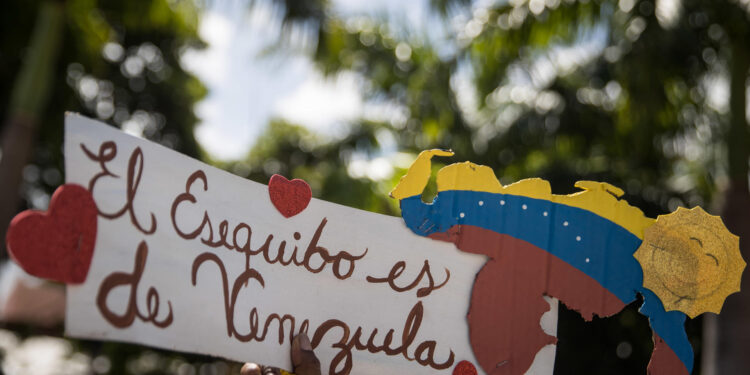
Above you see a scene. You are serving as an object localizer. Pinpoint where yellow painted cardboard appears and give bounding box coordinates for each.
[634,207,745,317]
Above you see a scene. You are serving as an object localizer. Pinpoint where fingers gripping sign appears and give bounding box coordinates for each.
[241,334,321,375]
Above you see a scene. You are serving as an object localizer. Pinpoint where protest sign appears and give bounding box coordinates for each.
[58,114,558,374]
[6,114,745,375]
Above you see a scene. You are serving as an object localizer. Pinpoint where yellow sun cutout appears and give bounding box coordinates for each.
[634,206,745,318]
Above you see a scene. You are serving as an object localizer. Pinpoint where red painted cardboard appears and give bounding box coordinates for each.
[268,174,312,218]
[649,334,688,375]
[5,184,97,284]
[453,360,478,375]
[431,225,631,374]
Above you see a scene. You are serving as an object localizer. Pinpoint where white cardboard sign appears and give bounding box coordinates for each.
[63,114,557,374]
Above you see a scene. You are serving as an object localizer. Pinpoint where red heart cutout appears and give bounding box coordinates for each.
[5,184,97,284]
[453,361,478,375]
[268,174,312,218]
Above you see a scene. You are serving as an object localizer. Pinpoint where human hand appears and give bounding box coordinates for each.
[240,333,321,375]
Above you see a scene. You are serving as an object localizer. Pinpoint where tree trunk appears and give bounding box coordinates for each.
[714,40,750,375]
[0,1,64,257]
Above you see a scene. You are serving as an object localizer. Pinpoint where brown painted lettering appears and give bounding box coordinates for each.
[366,260,450,297]
[190,249,454,375]
[82,142,157,234]
[96,241,173,328]
[311,301,454,375]
[172,171,367,280]
[191,251,310,344]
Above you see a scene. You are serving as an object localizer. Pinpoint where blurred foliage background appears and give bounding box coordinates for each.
[1,0,750,374]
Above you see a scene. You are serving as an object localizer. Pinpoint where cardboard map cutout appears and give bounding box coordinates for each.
[4,114,745,375]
